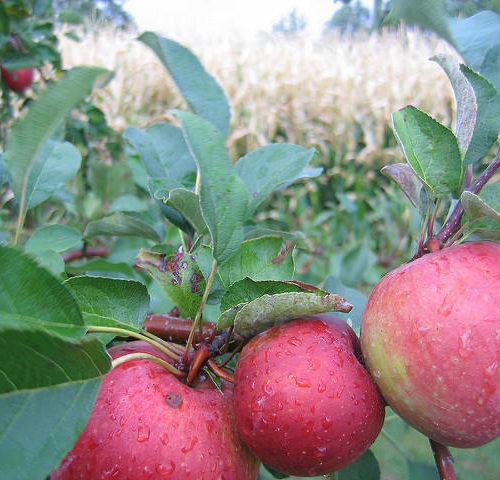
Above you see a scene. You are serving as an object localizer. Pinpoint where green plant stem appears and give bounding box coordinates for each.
[184,258,218,355]
[427,198,441,239]
[111,352,184,376]
[86,325,180,360]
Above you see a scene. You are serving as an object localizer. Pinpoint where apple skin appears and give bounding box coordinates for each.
[0,67,33,92]
[51,341,260,480]
[233,314,385,477]
[360,241,500,448]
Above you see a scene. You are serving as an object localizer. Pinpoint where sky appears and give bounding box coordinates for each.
[123,0,341,39]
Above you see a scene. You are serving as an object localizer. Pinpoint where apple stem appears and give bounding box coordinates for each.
[429,439,456,480]
[86,325,181,361]
[187,344,211,385]
[184,258,218,357]
[143,313,216,344]
[207,359,234,384]
[111,352,185,376]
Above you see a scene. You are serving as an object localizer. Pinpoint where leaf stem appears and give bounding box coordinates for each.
[111,352,184,376]
[429,439,456,480]
[86,325,181,360]
[434,152,500,246]
[184,258,218,355]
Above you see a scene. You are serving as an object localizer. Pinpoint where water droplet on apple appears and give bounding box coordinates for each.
[486,362,498,377]
[137,423,150,443]
[181,437,198,453]
[155,461,175,475]
[119,416,126,427]
[317,380,327,393]
[321,416,333,430]
[160,432,169,446]
[301,420,314,437]
[313,446,327,458]
[102,465,121,478]
[295,377,311,388]
[458,330,473,357]
[373,369,382,378]
[263,380,273,395]
[287,336,302,346]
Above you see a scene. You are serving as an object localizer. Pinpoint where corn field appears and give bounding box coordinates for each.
[59,24,456,167]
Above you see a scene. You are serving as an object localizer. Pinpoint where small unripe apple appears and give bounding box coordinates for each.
[361,241,500,447]
[233,314,385,477]
[51,341,260,480]
[0,66,33,93]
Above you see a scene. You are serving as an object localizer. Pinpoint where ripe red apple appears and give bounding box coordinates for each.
[233,314,385,477]
[0,66,33,92]
[51,341,260,480]
[360,241,500,448]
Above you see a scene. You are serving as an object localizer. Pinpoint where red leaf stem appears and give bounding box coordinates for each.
[429,439,456,480]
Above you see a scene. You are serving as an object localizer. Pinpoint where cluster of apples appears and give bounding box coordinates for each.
[51,241,499,479]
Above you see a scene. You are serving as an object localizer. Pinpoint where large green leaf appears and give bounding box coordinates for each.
[84,212,161,243]
[0,326,110,480]
[389,0,455,46]
[65,276,150,344]
[0,246,84,338]
[431,54,476,157]
[24,140,81,210]
[234,143,317,215]
[218,236,295,288]
[392,106,463,197]
[138,32,231,138]
[24,224,82,253]
[338,449,380,480]
[174,111,248,265]
[450,10,500,90]
[137,248,206,318]
[4,67,111,218]
[407,459,440,480]
[461,183,500,240]
[461,66,500,165]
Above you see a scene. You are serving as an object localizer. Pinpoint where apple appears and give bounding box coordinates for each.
[360,241,500,448]
[0,66,33,93]
[233,314,385,477]
[51,341,260,480]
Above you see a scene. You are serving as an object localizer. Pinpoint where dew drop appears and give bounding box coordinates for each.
[313,446,327,458]
[301,420,314,437]
[486,362,498,377]
[155,462,175,476]
[263,380,273,395]
[181,437,198,454]
[295,377,312,388]
[119,416,126,427]
[317,381,327,393]
[458,330,473,358]
[287,336,303,346]
[321,416,333,430]
[160,433,169,446]
[137,423,150,443]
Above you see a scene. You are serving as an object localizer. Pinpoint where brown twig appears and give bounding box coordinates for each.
[143,314,216,343]
[62,247,111,262]
[187,344,210,385]
[429,439,456,480]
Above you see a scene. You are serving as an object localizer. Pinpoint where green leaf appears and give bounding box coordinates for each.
[24,224,81,253]
[450,10,500,89]
[0,2,10,34]
[150,179,207,235]
[26,249,65,277]
[461,66,500,165]
[407,459,439,480]
[431,54,477,157]
[124,123,196,185]
[233,290,352,339]
[84,212,161,243]
[218,281,302,330]
[22,140,81,210]
[234,144,317,215]
[58,8,84,24]
[340,242,374,287]
[109,194,148,213]
[392,106,463,197]
[480,44,500,95]
[381,163,424,209]
[0,246,84,338]
[66,259,141,281]
[462,183,500,239]
[65,276,150,344]
[136,248,205,318]
[218,236,295,288]
[4,67,111,219]
[174,110,248,264]
[338,449,380,480]
[389,0,455,46]
[138,32,231,138]
[0,327,109,480]
[322,275,367,332]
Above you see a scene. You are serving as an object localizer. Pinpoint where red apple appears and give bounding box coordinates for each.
[1,66,33,93]
[51,341,260,480]
[233,314,385,477]
[360,241,500,447]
